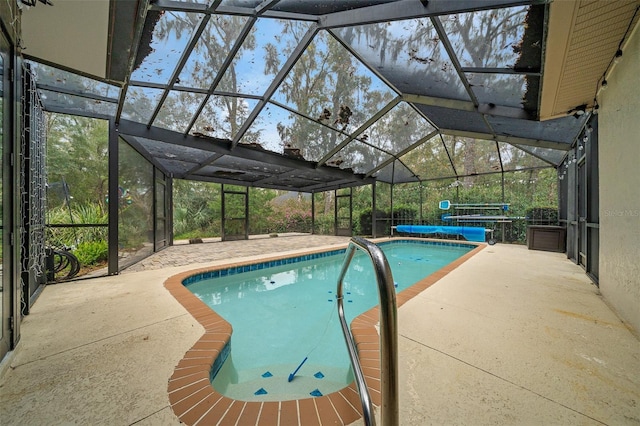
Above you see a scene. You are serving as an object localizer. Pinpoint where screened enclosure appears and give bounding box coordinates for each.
[16,0,618,280]
[2,0,639,383]
[29,1,586,192]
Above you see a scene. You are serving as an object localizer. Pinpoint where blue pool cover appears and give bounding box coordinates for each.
[395,225,486,242]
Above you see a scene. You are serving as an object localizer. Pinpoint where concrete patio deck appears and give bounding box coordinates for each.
[0,235,638,425]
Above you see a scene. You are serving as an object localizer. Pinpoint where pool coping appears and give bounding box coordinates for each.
[164,238,485,425]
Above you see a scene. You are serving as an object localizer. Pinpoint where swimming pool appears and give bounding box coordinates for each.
[165,237,483,425]
[183,239,474,401]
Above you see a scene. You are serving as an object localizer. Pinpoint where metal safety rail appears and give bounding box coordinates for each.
[336,237,399,426]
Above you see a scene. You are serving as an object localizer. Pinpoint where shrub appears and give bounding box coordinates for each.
[313,214,334,235]
[392,205,417,225]
[268,209,312,233]
[46,204,108,249]
[526,207,559,225]
[74,239,108,266]
[358,208,387,235]
[266,198,312,233]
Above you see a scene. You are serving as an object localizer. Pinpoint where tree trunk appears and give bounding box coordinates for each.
[323,191,333,215]
[462,138,476,188]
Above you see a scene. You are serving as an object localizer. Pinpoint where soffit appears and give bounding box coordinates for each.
[20,0,110,79]
[540,0,640,120]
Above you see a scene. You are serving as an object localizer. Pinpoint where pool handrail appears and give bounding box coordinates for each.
[336,236,399,426]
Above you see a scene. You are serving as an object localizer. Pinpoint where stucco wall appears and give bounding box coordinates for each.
[598,23,640,333]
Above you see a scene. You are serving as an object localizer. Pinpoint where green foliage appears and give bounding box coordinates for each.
[349,186,373,235]
[119,213,149,249]
[249,188,277,234]
[173,180,222,239]
[173,229,206,241]
[311,192,335,235]
[44,104,559,247]
[38,11,561,248]
[355,168,559,243]
[173,184,316,238]
[117,140,155,251]
[47,203,107,225]
[313,214,334,235]
[74,239,108,266]
[358,208,387,235]
[526,207,558,225]
[46,114,109,210]
[267,198,312,233]
[392,205,417,223]
[73,203,108,224]
[46,204,108,249]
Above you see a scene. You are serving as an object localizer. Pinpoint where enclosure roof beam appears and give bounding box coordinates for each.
[36,84,119,104]
[149,0,210,13]
[117,119,377,183]
[179,154,225,179]
[439,128,570,151]
[118,119,227,153]
[403,93,534,121]
[115,0,151,124]
[229,24,320,149]
[146,12,215,128]
[460,67,541,76]
[417,165,551,182]
[364,130,438,178]
[180,24,319,179]
[431,16,480,108]
[185,173,368,193]
[319,0,541,29]
[184,17,258,135]
[302,178,371,193]
[316,96,402,167]
[44,105,114,121]
[150,0,319,22]
[120,135,172,176]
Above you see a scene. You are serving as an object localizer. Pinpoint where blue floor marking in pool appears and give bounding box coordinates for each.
[261,371,273,378]
[314,372,324,379]
[288,357,308,382]
[310,389,323,397]
[254,388,268,395]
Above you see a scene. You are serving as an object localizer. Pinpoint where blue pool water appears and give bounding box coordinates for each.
[185,240,473,401]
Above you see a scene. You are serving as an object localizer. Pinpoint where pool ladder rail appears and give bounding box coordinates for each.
[336,237,399,426]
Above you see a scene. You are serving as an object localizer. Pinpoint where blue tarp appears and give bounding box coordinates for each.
[395,225,486,242]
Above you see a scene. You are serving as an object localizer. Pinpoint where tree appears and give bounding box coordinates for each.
[46,114,109,216]
[172,179,221,238]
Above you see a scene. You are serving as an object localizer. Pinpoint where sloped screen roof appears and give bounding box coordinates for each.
[29,0,586,192]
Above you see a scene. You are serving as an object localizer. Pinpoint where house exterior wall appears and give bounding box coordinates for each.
[598,22,640,334]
